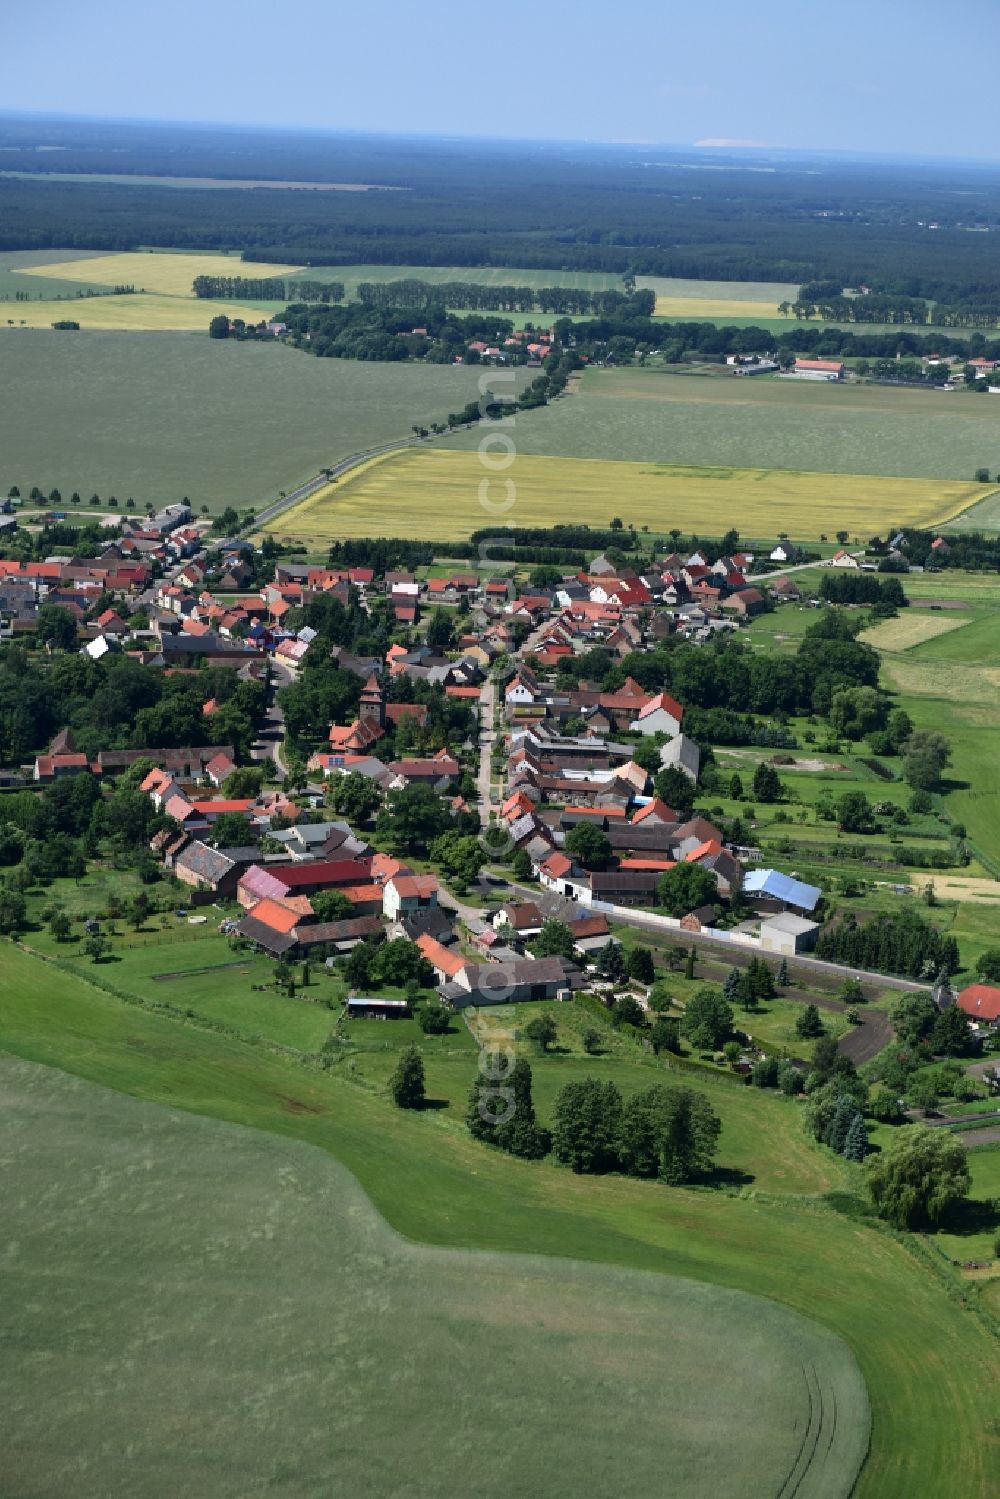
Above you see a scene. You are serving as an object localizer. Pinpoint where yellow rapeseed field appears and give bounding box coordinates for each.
[274,446,989,544]
[0,293,286,331]
[21,250,304,298]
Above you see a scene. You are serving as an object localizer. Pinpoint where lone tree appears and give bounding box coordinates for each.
[752,761,781,803]
[48,910,72,943]
[657,862,717,918]
[795,1003,825,1039]
[627,946,655,984]
[650,1016,681,1055]
[390,1045,426,1110]
[524,1012,558,1052]
[565,821,612,870]
[681,987,733,1050]
[902,731,951,792]
[612,993,647,1029]
[865,1125,970,1229]
[595,939,627,982]
[532,918,576,960]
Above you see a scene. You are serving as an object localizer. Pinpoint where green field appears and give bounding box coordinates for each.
[0,335,491,510]
[276,444,986,545]
[442,367,1000,482]
[863,581,1000,874]
[2,944,998,1498]
[2,1054,868,1499]
[941,488,1000,532]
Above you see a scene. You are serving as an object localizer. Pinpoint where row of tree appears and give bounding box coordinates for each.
[193,275,288,299]
[357,279,655,317]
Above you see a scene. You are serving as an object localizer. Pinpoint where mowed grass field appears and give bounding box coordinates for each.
[442,367,1000,481]
[276,445,987,544]
[2,944,998,1499]
[860,613,973,652]
[0,335,494,510]
[2,1056,867,1499]
[864,575,1000,870]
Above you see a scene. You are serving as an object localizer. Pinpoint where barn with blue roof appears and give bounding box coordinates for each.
[742,868,822,916]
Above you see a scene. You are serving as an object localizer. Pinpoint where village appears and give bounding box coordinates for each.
[3,494,998,1057]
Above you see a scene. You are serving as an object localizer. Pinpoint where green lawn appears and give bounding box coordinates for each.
[1,945,997,1499]
[349,1010,842,1198]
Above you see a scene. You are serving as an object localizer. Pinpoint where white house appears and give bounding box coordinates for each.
[659,732,701,783]
[505,676,537,705]
[630,691,684,738]
[493,901,544,939]
[382,873,439,921]
[831,550,860,569]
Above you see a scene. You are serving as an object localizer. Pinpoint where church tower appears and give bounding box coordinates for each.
[359,673,386,729]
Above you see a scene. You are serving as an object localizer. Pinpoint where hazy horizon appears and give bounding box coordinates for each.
[6,0,1000,164]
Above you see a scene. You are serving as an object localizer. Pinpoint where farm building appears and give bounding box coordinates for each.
[345,995,411,1020]
[442,956,583,1009]
[792,358,844,381]
[743,868,822,917]
[759,912,820,955]
[173,842,241,898]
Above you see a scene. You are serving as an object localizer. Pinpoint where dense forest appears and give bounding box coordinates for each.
[5,118,1000,296]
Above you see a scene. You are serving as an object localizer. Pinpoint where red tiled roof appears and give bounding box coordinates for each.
[247,897,300,934]
[637,691,684,724]
[684,839,723,863]
[416,934,469,979]
[632,798,678,825]
[956,985,1000,1022]
[388,873,439,899]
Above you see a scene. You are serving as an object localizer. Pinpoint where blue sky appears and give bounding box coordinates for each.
[6,0,1000,161]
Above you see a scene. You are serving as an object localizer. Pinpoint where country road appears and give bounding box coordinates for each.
[240,434,424,537]
[250,660,294,779]
[475,677,497,824]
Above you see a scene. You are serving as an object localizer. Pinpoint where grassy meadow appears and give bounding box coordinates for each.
[860,573,1000,877]
[274,444,986,545]
[2,943,998,1499]
[4,1056,870,1499]
[442,367,1000,482]
[0,335,492,510]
